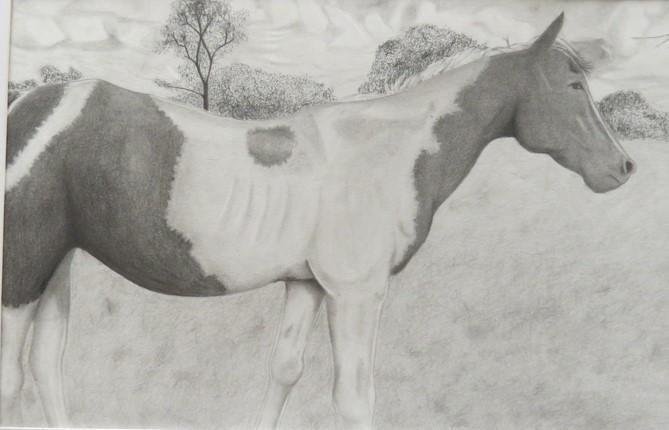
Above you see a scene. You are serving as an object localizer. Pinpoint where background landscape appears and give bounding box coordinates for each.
[6,0,669,429]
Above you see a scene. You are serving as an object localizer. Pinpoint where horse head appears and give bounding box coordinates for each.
[514,13,635,193]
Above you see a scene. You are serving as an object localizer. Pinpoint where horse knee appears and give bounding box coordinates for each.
[271,345,304,387]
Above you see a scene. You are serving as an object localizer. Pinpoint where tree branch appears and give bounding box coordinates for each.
[170,33,197,65]
[633,34,669,46]
[191,23,206,83]
[632,34,669,39]
[157,81,203,97]
[202,16,214,35]
[201,20,223,81]
[210,29,233,60]
[181,13,200,35]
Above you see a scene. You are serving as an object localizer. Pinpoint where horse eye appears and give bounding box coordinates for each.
[569,82,584,90]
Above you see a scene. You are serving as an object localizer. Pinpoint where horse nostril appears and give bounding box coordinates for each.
[623,159,636,175]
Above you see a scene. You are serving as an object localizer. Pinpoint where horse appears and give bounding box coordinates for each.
[0,13,634,429]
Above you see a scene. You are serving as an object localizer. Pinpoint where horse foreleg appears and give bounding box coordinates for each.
[256,279,324,429]
[326,282,387,430]
[29,251,74,427]
[1,301,39,426]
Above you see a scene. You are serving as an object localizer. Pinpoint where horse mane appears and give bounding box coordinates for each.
[388,47,505,93]
[390,38,592,94]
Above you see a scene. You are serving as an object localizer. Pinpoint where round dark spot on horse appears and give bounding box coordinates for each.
[247,126,296,167]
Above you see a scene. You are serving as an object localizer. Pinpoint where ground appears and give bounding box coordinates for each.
[17,138,669,430]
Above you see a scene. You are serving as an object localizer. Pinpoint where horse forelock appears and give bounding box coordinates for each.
[551,39,593,76]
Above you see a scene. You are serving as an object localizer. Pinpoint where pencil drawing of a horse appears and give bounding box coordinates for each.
[1,14,634,429]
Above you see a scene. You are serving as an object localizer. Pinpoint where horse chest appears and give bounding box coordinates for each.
[306,158,425,284]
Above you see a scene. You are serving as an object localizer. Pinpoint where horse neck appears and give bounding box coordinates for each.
[415,55,519,215]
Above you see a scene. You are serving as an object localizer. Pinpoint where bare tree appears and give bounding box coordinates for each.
[156,0,246,110]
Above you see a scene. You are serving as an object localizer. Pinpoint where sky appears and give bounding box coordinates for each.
[8,0,669,104]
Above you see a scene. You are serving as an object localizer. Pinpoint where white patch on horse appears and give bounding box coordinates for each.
[5,81,96,191]
[157,99,321,291]
[585,81,629,155]
[8,92,28,115]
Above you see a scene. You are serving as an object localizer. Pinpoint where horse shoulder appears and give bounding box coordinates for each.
[305,101,446,284]
[308,153,426,287]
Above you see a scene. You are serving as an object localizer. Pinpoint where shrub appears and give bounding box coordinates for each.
[211,63,335,119]
[39,65,83,84]
[8,80,38,106]
[8,90,21,106]
[359,24,485,94]
[598,90,669,140]
[8,79,38,92]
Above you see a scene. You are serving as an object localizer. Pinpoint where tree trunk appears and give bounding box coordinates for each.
[202,82,209,111]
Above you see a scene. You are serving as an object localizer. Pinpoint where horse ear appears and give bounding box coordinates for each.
[529,13,564,56]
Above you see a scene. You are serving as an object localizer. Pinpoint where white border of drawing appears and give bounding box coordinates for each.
[0,0,10,303]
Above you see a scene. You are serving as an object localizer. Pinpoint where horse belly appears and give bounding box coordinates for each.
[167,172,320,293]
[70,168,314,296]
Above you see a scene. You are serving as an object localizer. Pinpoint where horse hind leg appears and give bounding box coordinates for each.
[29,250,75,427]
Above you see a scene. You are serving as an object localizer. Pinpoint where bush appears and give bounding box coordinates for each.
[212,63,335,119]
[8,79,38,92]
[8,80,38,106]
[598,90,669,140]
[39,65,83,84]
[8,90,21,106]
[8,66,83,105]
[359,24,485,94]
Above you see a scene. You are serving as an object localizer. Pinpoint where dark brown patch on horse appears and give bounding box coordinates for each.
[392,55,518,274]
[2,80,228,307]
[6,84,65,166]
[3,84,73,306]
[247,126,296,166]
[63,82,227,297]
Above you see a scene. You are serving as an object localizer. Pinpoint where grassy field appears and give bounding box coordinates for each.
[18,138,669,429]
